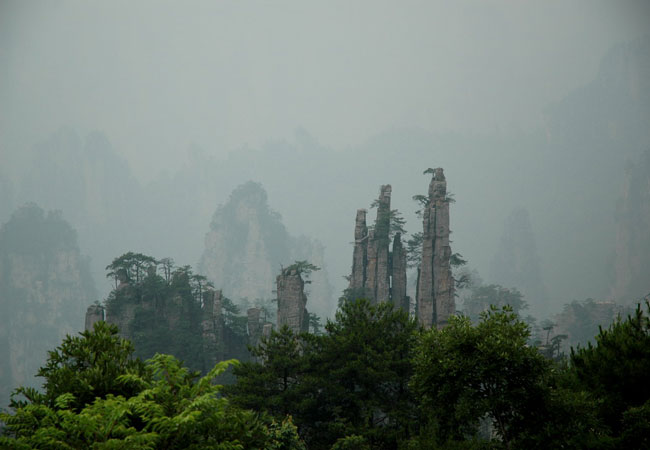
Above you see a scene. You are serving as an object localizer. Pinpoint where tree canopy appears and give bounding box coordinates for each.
[0,322,305,449]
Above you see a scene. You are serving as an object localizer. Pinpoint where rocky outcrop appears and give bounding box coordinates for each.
[417,169,455,329]
[201,290,225,370]
[200,181,333,319]
[277,268,309,334]
[347,185,409,310]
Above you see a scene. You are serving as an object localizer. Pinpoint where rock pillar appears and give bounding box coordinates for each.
[277,269,309,334]
[417,168,455,329]
[201,289,224,371]
[346,184,409,311]
[247,307,263,348]
[349,209,368,292]
[391,233,409,312]
[374,185,392,304]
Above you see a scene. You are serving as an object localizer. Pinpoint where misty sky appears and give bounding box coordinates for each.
[2,0,649,180]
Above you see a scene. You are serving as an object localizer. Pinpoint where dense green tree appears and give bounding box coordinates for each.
[569,302,650,438]
[8,322,147,413]
[314,299,417,449]
[228,326,309,418]
[105,252,157,286]
[462,285,528,323]
[104,252,251,373]
[228,299,417,450]
[410,307,551,448]
[0,323,305,449]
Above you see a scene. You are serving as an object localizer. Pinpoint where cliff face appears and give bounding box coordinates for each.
[416,169,455,329]
[199,181,333,319]
[489,207,548,316]
[612,150,650,302]
[0,205,96,407]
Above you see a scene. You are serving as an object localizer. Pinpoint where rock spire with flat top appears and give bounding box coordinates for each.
[416,168,455,329]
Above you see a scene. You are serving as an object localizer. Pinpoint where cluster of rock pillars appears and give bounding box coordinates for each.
[85,168,455,356]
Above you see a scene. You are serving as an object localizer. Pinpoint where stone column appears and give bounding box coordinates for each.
[247,307,263,348]
[349,209,368,291]
[391,233,408,312]
[277,269,308,334]
[201,290,224,371]
[374,185,392,304]
[417,168,455,328]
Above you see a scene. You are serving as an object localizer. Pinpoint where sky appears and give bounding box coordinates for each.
[1,1,649,319]
[2,0,649,180]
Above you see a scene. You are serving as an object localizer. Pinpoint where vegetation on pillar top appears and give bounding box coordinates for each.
[281,260,320,283]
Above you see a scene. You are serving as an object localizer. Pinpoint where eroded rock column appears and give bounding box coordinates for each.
[277,269,309,334]
[391,232,409,312]
[349,209,368,292]
[417,168,455,329]
[201,289,224,371]
[247,307,263,348]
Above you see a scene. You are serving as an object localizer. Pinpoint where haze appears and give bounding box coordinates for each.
[2,0,650,320]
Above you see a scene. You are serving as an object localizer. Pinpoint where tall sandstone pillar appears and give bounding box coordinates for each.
[365,230,378,302]
[374,185,392,304]
[277,269,309,334]
[247,307,263,348]
[201,290,225,371]
[347,184,409,311]
[417,168,455,329]
[349,209,368,292]
[391,232,409,311]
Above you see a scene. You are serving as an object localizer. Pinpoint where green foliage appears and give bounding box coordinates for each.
[570,302,650,437]
[104,252,250,373]
[338,286,372,308]
[369,204,406,242]
[228,299,417,450]
[0,325,305,449]
[105,252,157,285]
[410,307,551,447]
[450,252,467,267]
[12,321,148,412]
[555,298,628,349]
[307,312,323,335]
[406,232,423,269]
[316,299,417,449]
[462,284,528,323]
[330,434,370,450]
[282,260,320,283]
